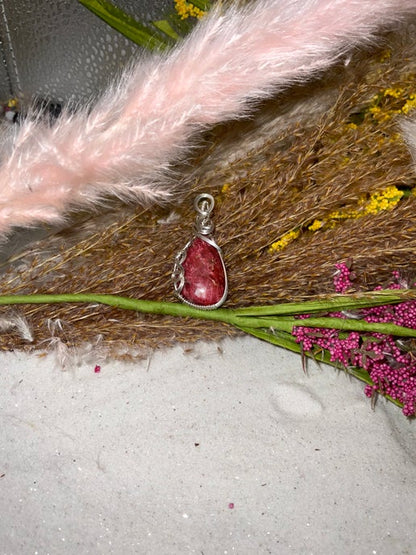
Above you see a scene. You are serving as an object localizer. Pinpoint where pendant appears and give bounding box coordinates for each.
[172,193,228,309]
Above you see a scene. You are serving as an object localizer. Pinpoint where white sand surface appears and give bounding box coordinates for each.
[1,336,416,554]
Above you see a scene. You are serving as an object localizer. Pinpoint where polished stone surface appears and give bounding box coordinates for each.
[181,237,226,307]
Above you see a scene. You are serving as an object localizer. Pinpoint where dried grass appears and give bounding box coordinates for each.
[1,24,416,358]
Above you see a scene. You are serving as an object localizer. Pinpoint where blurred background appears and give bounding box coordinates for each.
[0,0,171,102]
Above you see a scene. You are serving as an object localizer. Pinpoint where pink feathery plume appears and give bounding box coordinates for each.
[0,0,415,237]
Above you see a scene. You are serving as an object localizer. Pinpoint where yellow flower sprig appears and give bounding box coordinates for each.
[269,185,406,254]
[269,229,300,253]
[349,86,416,126]
[308,185,404,231]
[174,0,207,19]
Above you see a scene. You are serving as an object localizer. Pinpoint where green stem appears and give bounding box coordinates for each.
[288,316,416,337]
[0,293,234,323]
[0,293,415,337]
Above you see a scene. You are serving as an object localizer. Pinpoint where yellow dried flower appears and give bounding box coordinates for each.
[269,229,300,253]
[383,87,404,99]
[361,186,403,215]
[327,209,358,221]
[268,187,404,254]
[401,94,416,115]
[174,0,206,19]
[308,219,324,231]
[364,86,416,121]
[378,49,391,63]
[389,132,401,143]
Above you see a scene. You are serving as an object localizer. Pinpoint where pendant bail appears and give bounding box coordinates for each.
[194,193,215,235]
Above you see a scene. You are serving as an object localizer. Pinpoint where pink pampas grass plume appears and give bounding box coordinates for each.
[0,0,415,238]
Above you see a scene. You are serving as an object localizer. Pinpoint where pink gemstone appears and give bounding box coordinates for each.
[181,237,226,307]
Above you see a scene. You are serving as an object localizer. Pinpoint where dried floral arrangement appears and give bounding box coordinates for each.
[2,1,416,415]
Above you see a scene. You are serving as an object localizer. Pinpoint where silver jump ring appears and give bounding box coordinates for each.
[194,193,214,217]
[194,193,215,235]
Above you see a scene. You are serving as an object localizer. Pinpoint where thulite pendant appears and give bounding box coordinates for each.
[178,236,227,307]
[172,194,228,309]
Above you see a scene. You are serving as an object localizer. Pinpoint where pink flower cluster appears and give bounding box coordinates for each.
[293,263,416,416]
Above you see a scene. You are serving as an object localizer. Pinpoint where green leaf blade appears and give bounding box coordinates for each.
[78,0,171,50]
[232,289,416,317]
[152,19,181,41]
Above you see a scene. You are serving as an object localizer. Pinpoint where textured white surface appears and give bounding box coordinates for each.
[1,336,416,554]
[0,0,171,101]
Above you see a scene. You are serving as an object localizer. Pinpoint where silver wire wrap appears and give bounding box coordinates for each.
[172,193,227,309]
[194,193,215,236]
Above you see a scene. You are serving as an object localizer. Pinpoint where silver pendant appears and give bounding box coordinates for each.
[172,193,228,309]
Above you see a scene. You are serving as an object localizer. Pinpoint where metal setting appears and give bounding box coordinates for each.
[172,234,228,310]
[172,194,228,310]
[171,240,190,295]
